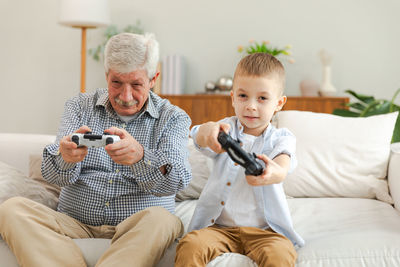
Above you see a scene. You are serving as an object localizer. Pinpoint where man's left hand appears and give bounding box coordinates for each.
[104,127,144,165]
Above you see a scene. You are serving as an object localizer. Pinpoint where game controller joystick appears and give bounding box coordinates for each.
[71,132,120,148]
[217,131,264,176]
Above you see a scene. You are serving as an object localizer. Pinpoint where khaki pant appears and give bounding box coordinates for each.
[0,197,183,267]
[175,225,297,267]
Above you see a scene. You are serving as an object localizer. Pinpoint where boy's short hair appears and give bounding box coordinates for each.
[234,53,285,94]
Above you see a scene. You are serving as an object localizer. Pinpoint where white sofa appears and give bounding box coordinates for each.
[1,110,400,267]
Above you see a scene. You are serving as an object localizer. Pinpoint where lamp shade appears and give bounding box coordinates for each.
[59,0,110,28]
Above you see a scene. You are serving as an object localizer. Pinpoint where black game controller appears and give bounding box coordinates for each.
[217,131,264,176]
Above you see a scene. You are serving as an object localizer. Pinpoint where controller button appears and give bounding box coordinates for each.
[220,201,225,206]
[234,163,238,166]
[226,182,231,186]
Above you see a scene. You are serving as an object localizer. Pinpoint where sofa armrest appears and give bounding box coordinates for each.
[389,143,400,211]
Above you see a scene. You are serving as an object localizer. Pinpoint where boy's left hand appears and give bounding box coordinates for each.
[245,154,289,186]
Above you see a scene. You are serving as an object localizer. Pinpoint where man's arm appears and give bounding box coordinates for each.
[106,112,192,197]
[41,96,86,187]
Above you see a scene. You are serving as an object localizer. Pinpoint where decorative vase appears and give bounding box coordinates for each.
[319,66,337,96]
[318,49,337,97]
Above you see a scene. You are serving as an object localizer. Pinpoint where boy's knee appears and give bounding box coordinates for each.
[258,242,297,266]
[177,231,205,253]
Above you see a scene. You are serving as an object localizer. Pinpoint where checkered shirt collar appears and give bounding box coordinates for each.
[95,89,160,119]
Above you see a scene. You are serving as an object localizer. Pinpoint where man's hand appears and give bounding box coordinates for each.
[59,126,90,163]
[104,127,144,165]
[196,122,230,153]
[245,154,290,186]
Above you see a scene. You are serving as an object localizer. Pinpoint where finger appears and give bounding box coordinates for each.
[256,154,271,164]
[106,145,131,156]
[75,125,92,134]
[219,123,231,134]
[105,127,128,139]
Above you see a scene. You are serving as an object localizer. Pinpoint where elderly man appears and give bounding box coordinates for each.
[0,33,191,266]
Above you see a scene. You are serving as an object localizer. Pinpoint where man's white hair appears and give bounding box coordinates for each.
[104,32,159,78]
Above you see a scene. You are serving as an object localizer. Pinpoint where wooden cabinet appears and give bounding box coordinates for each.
[160,94,349,126]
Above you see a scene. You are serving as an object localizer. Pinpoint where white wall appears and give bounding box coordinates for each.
[1,0,399,134]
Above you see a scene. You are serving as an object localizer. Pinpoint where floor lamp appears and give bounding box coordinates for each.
[59,0,110,93]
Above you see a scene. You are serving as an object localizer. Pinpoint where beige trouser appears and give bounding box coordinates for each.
[175,225,297,267]
[0,196,183,267]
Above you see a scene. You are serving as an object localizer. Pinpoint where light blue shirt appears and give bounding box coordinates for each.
[188,116,305,248]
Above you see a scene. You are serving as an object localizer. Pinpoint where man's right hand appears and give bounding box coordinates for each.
[59,126,91,163]
[196,122,230,153]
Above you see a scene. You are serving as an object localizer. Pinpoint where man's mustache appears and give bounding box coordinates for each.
[115,98,138,107]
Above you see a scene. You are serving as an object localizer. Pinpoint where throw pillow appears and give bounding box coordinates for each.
[0,161,58,209]
[175,138,213,201]
[29,154,61,198]
[275,110,398,203]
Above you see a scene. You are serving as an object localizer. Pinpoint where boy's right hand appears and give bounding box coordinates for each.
[196,122,230,153]
[59,126,91,163]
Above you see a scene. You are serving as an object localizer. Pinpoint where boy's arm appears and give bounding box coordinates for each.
[245,153,290,186]
[190,121,231,156]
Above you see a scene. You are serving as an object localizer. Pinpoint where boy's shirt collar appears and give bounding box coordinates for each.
[235,118,272,139]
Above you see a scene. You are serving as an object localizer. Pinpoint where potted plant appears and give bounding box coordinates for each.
[237,40,294,63]
[333,89,400,143]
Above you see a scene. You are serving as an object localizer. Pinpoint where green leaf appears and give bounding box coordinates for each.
[345,89,375,104]
[390,88,400,112]
[346,102,366,111]
[332,109,360,117]
[360,100,382,117]
[392,112,400,143]
[364,101,391,116]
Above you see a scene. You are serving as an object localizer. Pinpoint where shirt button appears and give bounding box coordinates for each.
[108,179,113,184]
[147,160,151,165]
[227,182,231,186]
[105,202,110,207]
[122,123,126,129]
[221,201,225,206]
[115,169,120,173]
[211,219,215,224]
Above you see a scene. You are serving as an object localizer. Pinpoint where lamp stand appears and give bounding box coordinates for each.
[80,27,87,93]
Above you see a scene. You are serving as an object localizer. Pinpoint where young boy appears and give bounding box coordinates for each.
[175,53,304,267]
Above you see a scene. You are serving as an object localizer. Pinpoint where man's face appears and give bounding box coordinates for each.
[106,69,155,116]
[231,75,286,136]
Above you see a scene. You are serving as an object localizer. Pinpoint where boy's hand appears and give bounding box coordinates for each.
[245,154,290,186]
[196,122,230,153]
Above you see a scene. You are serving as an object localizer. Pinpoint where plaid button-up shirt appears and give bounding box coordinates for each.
[42,88,192,226]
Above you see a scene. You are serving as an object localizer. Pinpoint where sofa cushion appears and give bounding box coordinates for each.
[29,154,61,198]
[0,161,58,209]
[276,111,397,203]
[175,138,213,201]
[290,198,400,267]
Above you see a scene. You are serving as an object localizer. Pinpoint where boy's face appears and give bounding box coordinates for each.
[231,75,286,136]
